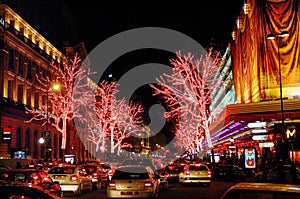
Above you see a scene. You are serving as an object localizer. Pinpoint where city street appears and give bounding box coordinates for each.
[63,181,236,199]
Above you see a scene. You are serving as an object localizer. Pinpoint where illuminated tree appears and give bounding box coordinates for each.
[85,80,117,152]
[86,80,144,154]
[109,98,144,154]
[151,48,223,152]
[26,53,91,149]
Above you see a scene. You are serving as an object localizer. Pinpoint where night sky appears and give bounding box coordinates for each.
[63,1,244,54]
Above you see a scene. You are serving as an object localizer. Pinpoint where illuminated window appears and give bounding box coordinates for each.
[17,84,23,103]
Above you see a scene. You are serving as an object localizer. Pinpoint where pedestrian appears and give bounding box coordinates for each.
[262,160,269,181]
[278,159,285,183]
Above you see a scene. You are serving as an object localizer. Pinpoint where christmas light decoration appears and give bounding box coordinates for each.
[151,48,223,152]
[26,53,92,149]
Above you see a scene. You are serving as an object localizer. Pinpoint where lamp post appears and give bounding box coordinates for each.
[267,31,290,160]
[267,31,289,134]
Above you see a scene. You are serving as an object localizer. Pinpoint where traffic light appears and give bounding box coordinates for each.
[2,127,12,143]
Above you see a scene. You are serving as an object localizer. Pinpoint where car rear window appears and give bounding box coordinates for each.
[189,165,207,171]
[165,165,180,173]
[112,170,149,180]
[83,166,97,173]
[48,167,75,174]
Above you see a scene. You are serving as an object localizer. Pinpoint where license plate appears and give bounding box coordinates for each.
[121,191,139,195]
[54,175,65,179]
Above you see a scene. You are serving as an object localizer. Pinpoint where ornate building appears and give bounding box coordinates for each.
[209,0,300,163]
[0,2,88,163]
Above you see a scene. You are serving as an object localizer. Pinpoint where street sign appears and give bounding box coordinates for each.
[247,122,266,128]
[252,135,267,140]
[259,142,274,148]
[2,127,12,143]
[43,130,51,138]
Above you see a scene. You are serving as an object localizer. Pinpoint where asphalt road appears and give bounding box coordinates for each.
[63,181,237,199]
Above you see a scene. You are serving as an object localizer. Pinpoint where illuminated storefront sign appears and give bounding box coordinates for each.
[285,126,297,139]
[244,147,256,169]
[252,135,267,140]
[259,142,274,148]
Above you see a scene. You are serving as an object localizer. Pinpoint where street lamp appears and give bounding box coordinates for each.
[43,82,61,161]
[266,31,289,135]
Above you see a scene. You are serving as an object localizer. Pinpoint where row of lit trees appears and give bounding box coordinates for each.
[25,48,226,156]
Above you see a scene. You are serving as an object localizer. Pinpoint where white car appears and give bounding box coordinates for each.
[47,164,92,196]
[179,163,212,186]
[107,165,160,198]
[221,182,300,199]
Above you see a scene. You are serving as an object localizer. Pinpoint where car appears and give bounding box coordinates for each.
[156,168,169,191]
[220,182,300,199]
[255,164,300,183]
[212,163,249,181]
[5,168,62,197]
[107,165,160,199]
[179,163,212,186]
[81,163,108,189]
[0,159,30,169]
[164,164,182,183]
[47,164,92,196]
[100,162,115,180]
[0,181,62,199]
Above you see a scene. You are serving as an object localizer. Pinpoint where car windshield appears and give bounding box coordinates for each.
[48,167,75,174]
[112,170,149,180]
[102,165,111,170]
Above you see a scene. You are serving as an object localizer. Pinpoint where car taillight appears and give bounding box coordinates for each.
[144,181,153,187]
[164,173,169,178]
[185,171,190,176]
[32,175,39,180]
[108,170,113,175]
[208,170,212,177]
[70,175,78,181]
[92,173,98,178]
[108,180,116,189]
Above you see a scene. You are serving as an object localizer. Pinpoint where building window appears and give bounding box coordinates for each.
[16,127,21,148]
[27,60,32,80]
[33,130,38,158]
[25,129,30,156]
[26,88,31,106]
[17,84,23,103]
[42,94,46,107]
[34,92,39,109]
[8,49,15,71]
[18,54,24,76]
[8,80,13,100]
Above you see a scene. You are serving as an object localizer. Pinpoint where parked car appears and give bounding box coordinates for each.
[0,159,30,169]
[5,168,62,197]
[220,182,300,199]
[212,163,249,181]
[107,165,160,198]
[179,163,212,186]
[81,163,108,189]
[0,181,62,199]
[254,164,300,183]
[47,164,92,196]
[164,164,182,182]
